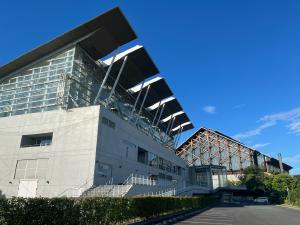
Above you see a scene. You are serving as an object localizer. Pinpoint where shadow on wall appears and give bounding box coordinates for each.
[0,190,6,199]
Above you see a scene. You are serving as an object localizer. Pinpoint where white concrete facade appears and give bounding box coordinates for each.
[0,105,187,198]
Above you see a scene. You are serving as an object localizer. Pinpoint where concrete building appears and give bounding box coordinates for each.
[0,8,195,198]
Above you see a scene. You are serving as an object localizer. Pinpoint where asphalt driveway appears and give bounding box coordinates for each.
[172,204,300,225]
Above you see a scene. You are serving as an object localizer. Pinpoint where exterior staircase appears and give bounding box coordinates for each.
[82,184,132,197]
[81,174,176,198]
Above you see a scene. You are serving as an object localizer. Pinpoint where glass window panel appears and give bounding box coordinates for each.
[46,99,56,105]
[15,98,28,104]
[47,93,57,99]
[29,107,42,113]
[15,103,27,110]
[30,95,44,101]
[34,84,45,90]
[25,75,32,80]
[30,101,43,107]
[33,68,40,73]
[46,87,57,93]
[13,110,26,115]
[32,90,45,96]
[16,92,29,98]
[0,47,74,118]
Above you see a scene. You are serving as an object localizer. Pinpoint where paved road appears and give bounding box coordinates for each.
[173,204,300,225]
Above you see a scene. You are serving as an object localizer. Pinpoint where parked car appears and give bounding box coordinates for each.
[254,197,269,204]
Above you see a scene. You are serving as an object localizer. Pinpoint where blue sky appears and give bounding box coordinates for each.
[1,0,300,174]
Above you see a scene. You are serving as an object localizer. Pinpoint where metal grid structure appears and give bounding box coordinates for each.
[0,7,194,150]
[176,127,292,174]
[0,48,75,117]
[0,45,186,148]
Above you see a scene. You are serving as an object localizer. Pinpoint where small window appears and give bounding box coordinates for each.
[101,117,115,129]
[137,147,148,164]
[149,152,158,168]
[159,157,166,170]
[20,133,53,148]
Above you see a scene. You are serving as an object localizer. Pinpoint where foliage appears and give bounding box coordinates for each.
[241,166,265,194]
[0,196,217,225]
[0,198,79,225]
[226,180,242,186]
[287,187,300,207]
[272,173,296,193]
[294,176,300,188]
[240,166,299,204]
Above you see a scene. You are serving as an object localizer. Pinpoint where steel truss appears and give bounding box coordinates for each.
[176,128,258,174]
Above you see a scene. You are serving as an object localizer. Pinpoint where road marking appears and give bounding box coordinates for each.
[198,215,230,218]
[180,221,232,225]
[191,218,232,222]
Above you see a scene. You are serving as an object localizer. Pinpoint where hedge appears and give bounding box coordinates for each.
[0,196,217,225]
[287,187,300,207]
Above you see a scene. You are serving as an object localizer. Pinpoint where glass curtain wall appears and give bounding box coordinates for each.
[0,45,175,146]
[0,48,75,117]
[69,46,175,146]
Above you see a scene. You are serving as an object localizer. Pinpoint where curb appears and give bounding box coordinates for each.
[277,204,300,211]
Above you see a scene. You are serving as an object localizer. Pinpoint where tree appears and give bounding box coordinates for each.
[272,173,296,193]
[241,166,265,195]
[227,179,242,186]
[263,174,274,193]
[294,175,300,188]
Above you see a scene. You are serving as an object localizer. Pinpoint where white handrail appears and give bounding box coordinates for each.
[124,173,175,187]
[57,177,94,197]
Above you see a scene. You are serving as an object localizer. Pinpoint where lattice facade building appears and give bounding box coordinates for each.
[176,127,292,175]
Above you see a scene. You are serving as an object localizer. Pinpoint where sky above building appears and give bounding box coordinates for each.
[1,0,300,174]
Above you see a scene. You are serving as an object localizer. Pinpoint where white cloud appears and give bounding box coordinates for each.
[251,143,271,149]
[287,120,300,134]
[233,121,276,140]
[234,107,300,140]
[203,106,216,114]
[259,107,300,123]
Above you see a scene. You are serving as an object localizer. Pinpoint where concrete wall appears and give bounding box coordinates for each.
[94,107,187,188]
[0,105,188,198]
[0,106,100,197]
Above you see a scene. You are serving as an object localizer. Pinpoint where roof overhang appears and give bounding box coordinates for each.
[147,97,183,121]
[171,122,194,136]
[103,45,159,89]
[0,7,136,79]
[128,77,173,108]
[158,111,193,135]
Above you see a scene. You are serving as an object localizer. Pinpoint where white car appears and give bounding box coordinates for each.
[254,197,269,204]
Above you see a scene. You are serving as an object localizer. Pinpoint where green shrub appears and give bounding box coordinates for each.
[0,196,217,225]
[0,198,79,225]
[287,187,300,207]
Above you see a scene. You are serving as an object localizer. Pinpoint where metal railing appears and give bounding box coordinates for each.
[123,174,177,187]
[83,184,132,198]
[124,174,157,186]
[57,177,94,197]
[141,188,176,197]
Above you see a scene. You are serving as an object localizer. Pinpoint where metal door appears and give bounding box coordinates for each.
[17,179,38,198]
